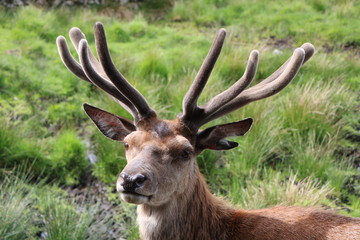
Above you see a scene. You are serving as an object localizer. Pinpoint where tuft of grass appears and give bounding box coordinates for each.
[0,175,34,240]
[128,14,148,38]
[137,49,170,79]
[40,195,93,240]
[0,119,48,180]
[235,172,334,209]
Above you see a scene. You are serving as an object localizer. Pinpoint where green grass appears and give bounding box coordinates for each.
[0,172,137,239]
[0,1,359,238]
[235,172,334,210]
[0,174,35,240]
[0,174,91,240]
[170,0,360,47]
[48,130,89,185]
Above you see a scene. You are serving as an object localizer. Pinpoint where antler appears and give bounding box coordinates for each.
[57,23,314,130]
[180,29,315,131]
[56,22,156,123]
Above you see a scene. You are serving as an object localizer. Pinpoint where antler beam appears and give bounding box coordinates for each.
[181,29,227,119]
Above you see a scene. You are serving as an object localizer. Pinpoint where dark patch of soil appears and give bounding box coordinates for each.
[335,144,360,170]
[342,175,360,198]
[342,41,360,50]
[267,36,294,49]
[321,42,360,56]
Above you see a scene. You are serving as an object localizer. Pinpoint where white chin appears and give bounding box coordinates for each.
[120,193,149,205]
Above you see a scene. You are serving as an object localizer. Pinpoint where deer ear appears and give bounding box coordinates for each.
[195,118,253,151]
[83,103,136,141]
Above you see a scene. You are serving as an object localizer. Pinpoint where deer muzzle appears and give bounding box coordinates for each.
[116,158,158,205]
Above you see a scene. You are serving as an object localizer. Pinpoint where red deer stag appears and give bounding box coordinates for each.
[57,22,360,240]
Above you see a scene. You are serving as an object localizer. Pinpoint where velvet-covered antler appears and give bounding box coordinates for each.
[57,23,314,131]
[180,29,315,131]
[56,22,155,123]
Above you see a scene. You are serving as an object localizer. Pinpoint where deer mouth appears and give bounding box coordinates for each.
[120,192,151,205]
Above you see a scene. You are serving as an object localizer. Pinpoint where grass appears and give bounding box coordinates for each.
[235,172,334,210]
[0,1,359,238]
[170,0,360,47]
[0,173,91,240]
[0,175,34,240]
[0,172,138,239]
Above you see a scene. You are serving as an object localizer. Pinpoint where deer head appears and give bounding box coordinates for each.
[57,22,314,206]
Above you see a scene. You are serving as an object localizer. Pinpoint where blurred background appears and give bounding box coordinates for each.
[0,0,359,239]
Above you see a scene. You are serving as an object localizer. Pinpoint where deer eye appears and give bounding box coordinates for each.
[179,149,191,160]
[123,142,129,150]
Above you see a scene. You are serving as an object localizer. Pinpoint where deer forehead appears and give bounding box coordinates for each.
[125,131,193,153]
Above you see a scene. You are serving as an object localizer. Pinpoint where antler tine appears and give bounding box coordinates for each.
[181,28,226,121]
[201,50,259,115]
[94,22,156,120]
[56,36,91,82]
[69,27,139,114]
[69,27,108,79]
[301,43,315,62]
[57,31,140,120]
[68,27,141,119]
[252,42,315,89]
[77,39,140,119]
[203,47,306,124]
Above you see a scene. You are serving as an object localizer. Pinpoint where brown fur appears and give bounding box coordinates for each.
[85,111,360,240]
[137,165,360,240]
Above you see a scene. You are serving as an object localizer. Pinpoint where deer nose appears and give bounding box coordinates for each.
[119,173,147,192]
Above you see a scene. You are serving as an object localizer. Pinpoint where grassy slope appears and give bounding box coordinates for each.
[0,0,359,238]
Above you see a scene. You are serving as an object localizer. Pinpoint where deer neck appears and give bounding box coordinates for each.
[137,165,234,240]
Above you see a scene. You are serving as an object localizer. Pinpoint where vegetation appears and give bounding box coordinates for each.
[0,173,137,239]
[0,0,359,239]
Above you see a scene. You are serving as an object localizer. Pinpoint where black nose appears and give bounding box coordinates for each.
[120,173,147,192]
